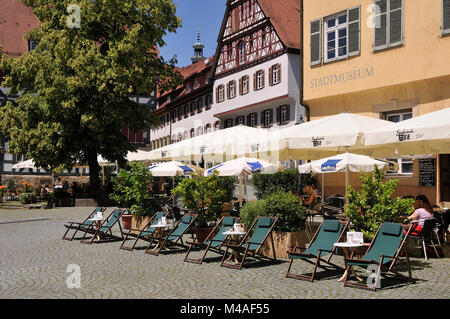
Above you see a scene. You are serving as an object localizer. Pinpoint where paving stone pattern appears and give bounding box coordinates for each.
[1,207,449,299]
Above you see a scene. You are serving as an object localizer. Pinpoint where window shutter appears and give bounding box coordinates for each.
[253,73,257,90]
[261,70,265,88]
[246,114,250,126]
[269,66,274,86]
[286,105,291,123]
[389,0,403,46]
[374,0,388,50]
[310,19,322,66]
[216,86,219,102]
[443,0,450,35]
[269,109,273,127]
[278,64,282,83]
[276,106,281,124]
[347,6,361,56]
[239,77,243,95]
[260,111,265,127]
[226,83,230,99]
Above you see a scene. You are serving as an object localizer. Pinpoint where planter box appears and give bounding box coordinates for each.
[260,230,307,260]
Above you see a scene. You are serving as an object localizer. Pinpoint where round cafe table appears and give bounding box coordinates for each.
[88,217,105,241]
[150,223,170,250]
[223,230,246,263]
[334,242,365,282]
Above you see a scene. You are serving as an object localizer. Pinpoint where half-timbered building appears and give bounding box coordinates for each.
[212,0,303,130]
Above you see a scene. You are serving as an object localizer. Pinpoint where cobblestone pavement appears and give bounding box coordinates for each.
[1,207,449,299]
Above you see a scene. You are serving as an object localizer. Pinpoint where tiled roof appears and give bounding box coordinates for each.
[0,0,40,57]
[258,0,300,50]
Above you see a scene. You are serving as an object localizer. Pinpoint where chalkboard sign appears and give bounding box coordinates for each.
[419,158,436,187]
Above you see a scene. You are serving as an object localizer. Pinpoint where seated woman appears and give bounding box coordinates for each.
[405,194,434,235]
[301,185,316,210]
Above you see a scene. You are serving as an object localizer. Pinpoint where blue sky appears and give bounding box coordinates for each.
[158,0,227,67]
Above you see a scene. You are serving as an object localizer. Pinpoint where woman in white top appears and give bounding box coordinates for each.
[406,194,434,235]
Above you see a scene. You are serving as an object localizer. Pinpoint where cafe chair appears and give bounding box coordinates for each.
[409,218,441,261]
[145,213,198,256]
[62,207,106,241]
[343,222,415,291]
[184,216,240,264]
[285,219,350,282]
[78,209,126,244]
[119,211,168,251]
[220,216,278,270]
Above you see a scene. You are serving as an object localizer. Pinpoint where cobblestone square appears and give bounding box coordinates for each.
[1,207,449,299]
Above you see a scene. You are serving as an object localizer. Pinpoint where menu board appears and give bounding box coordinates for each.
[419,158,436,187]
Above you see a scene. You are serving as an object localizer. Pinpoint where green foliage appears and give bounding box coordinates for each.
[0,0,183,195]
[217,176,236,202]
[240,191,307,233]
[172,172,229,227]
[252,169,315,199]
[109,162,161,217]
[239,199,267,230]
[344,165,415,240]
[19,192,37,204]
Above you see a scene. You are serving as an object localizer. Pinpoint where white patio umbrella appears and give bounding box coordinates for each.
[298,152,388,204]
[12,159,38,170]
[266,112,392,161]
[205,157,284,207]
[363,107,450,156]
[148,161,203,206]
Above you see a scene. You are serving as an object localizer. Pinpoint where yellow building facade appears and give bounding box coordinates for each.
[303,0,450,203]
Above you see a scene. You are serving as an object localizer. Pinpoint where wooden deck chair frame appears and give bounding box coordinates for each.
[220,216,278,270]
[119,211,167,251]
[285,219,350,282]
[343,223,415,291]
[184,216,240,264]
[145,213,198,256]
[79,209,126,244]
[62,207,106,241]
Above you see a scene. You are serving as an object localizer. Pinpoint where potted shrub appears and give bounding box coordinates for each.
[18,182,37,204]
[110,162,161,230]
[344,165,415,245]
[172,172,229,243]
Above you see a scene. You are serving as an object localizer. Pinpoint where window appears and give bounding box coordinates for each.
[190,129,195,138]
[197,126,203,136]
[214,121,220,131]
[216,85,225,102]
[442,0,450,36]
[228,80,236,99]
[190,102,196,115]
[177,133,182,142]
[236,116,245,126]
[28,40,37,51]
[248,113,257,127]
[225,119,234,128]
[205,123,212,134]
[278,105,289,125]
[262,109,273,128]
[194,78,200,89]
[269,64,281,86]
[238,41,245,65]
[384,110,413,175]
[254,70,264,90]
[205,94,212,110]
[184,104,189,118]
[239,75,249,95]
[310,6,360,65]
[184,130,188,140]
[197,98,203,113]
[186,81,191,93]
[374,0,403,51]
[178,107,182,120]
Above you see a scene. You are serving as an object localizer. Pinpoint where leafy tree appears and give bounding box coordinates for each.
[109,162,161,217]
[344,165,415,240]
[0,0,183,201]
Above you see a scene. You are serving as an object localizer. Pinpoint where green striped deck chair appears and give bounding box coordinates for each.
[145,213,198,256]
[220,216,278,270]
[184,216,240,264]
[120,211,167,251]
[343,222,415,291]
[79,209,126,244]
[62,207,105,241]
[286,219,349,282]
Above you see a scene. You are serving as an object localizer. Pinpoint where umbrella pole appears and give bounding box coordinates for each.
[321,173,324,204]
[239,175,243,208]
[172,176,175,206]
[436,153,441,205]
[345,166,349,206]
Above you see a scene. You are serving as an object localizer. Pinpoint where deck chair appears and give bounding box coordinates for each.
[62,207,105,241]
[119,211,167,251]
[343,222,415,291]
[220,216,278,270]
[184,216,240,264]
[145,213,198,256]
[286,219,350,282]
[79,208,126,244]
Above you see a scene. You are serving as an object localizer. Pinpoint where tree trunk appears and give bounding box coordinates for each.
[87,148,101,204]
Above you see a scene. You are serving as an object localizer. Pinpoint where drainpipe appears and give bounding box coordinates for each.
[299,0,310,123]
